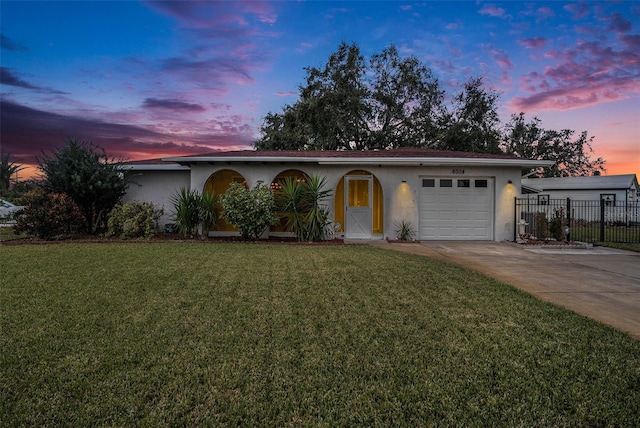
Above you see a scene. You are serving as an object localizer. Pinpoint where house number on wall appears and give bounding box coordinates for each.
[452,169,465,174]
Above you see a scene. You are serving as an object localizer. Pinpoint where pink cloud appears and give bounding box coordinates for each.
[510,77,640,111]
[146,1,276,27]
[518,37,549,49]
[510,27,640,112]
[485,46,513,70]
[564,2,590,19]
[242,1,278,24]
[478,3,509,19]
[142,98,206,113]
[0,99,256,170]
[537,7,555,19]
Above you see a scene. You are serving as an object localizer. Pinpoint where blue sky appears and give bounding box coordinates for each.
[1,1,639,178]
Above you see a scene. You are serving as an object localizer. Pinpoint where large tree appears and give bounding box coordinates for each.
[368,45,444,149]
[298,41,370,150]
[256,42,607,176]
[39,138,127,233]
[502,113,606,177]
[255,42,445,151]
[437,77,502,154]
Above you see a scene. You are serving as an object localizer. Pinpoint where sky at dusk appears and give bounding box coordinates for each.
[1,0,639,180]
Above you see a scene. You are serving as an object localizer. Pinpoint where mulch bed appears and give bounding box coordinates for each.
[509,239,593,249]
[0,233,346,246]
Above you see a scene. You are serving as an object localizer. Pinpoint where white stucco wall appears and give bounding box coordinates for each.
[185,162,521,241]
[123,169,191,227]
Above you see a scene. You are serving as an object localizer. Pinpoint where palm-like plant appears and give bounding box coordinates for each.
[200,190,218,236]
[277,174,333,241]
[302,174,333,241]
[276,177,307,241]
[170,188,217,238]
[0,153,26,196]
[394,220,416,241]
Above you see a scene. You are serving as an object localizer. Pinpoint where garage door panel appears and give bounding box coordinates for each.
[474,227,489,237]
[439,210,454,219]
[456,210,471,220]
[419,177,494,240]
[475,209,490,219]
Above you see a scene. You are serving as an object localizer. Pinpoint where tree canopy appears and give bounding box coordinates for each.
[501,113,606,177]
[39,138,127,233]
[255,42,606,177]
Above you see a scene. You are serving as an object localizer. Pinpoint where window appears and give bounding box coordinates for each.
[601,194,616,206]
[440,179,453,188]
[475,179,488,188]
[457,179,470,188]
[422,179,435,187]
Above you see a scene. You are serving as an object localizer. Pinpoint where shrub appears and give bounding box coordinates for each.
[39,139,127,234]
[13,188,85,240]
[534,212,549,241]
[170,188,217,238]
[302,174,333,241]
[276,174,333,241]
[394,220,416,241]
[107,201,164,239]
[219,181,278,240]
[549,206,567,241]
[200,190,218,236]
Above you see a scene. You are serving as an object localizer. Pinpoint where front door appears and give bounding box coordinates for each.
[345,175,372,239]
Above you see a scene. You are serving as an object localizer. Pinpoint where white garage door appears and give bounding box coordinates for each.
[419,177,494,240]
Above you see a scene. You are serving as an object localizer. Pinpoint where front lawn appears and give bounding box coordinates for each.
[1,243,639,425]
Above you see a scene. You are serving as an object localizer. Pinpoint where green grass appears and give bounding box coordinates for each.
[569,224,640,245]
[1,243,639,425]
[597,242,640,253]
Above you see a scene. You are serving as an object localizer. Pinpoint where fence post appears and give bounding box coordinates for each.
[514,197,517,242]
[600,199,605,242]
[566,198,571,242]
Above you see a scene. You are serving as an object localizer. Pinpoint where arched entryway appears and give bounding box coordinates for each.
[334,170,383,239]
[203,169,247,232]
[270,169,307,233]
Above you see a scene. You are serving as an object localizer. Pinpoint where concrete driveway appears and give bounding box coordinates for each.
[369,241,640,339]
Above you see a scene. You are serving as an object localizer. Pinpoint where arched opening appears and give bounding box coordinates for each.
[270,169,307,233]
[203,169,247,232]
[334,170,383,238]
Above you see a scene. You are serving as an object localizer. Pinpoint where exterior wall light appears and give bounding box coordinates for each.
[402,179,407,183]
[508,180,513,184]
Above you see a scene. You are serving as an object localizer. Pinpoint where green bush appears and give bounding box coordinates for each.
[550,206,567,241]
[200,190,218,236]
[534,212,549,241]
[394,220,416,241]
[219,181,278,240]
[39,139,127,234]
[106,201,164,239]
[170,188,217,238]
[276,174,333,241]
[13,188,85,240]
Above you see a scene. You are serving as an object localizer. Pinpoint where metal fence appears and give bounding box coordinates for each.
[515,198,640,243]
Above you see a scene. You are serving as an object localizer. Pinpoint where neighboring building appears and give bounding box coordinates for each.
[521,174,639,205]
[123,148,552,241]
[520,174,640,225]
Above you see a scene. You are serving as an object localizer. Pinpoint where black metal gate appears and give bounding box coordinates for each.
[515,198,640,243]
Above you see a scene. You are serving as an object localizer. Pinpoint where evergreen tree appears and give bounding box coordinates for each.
[39,139,127,233]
